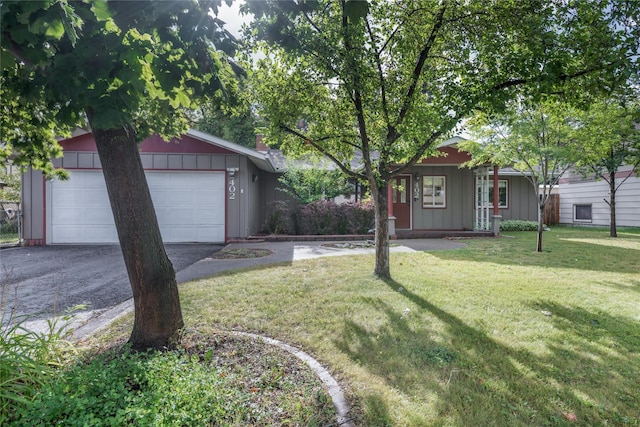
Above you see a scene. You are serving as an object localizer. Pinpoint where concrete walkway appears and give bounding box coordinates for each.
[72,238,465,339]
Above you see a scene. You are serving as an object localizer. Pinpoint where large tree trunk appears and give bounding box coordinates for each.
[536,203,545,253]
[372,184,391,279]
[609,176,617,238]
[89,120,183,350]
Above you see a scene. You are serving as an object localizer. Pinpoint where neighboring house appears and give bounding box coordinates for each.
[558,166,640,227]
[21,132,537,245]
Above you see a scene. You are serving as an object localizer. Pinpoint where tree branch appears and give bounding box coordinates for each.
[366,19,390,130]
[279,124,366,181]
[393,3,447,139]
[390,130,443,177]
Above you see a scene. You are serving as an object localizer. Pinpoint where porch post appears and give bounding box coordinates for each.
[492,165,502,236]
[387,184,396,239]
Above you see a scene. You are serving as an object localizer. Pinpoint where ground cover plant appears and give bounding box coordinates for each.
[15,227,638,426]
[9,334,334,426]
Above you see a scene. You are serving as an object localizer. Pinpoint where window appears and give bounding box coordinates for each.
[574,204,592,222]
[422,176,446,208]
[476,180,508,209]
[392,178,407,204]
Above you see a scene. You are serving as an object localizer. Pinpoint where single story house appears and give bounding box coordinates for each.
[21,131,537,245]
[558,166,640,227]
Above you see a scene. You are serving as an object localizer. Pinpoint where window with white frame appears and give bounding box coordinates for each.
[422,176,446,208]
[476,179,508,209]
[574,204,592,222]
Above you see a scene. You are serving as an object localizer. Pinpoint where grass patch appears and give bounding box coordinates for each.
[16,226,639,426]
[174,226,639,426]
[0,232,18,244]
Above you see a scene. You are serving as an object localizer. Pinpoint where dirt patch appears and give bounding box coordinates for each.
[322,241,400,249]
[209,248,273,259]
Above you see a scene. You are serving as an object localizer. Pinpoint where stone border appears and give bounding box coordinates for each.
[234,332,354,427]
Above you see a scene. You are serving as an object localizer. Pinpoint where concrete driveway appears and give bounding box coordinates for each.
[0,244,222,330]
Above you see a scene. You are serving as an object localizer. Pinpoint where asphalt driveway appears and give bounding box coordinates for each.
[1,244,222,325]
[1,238,465,336]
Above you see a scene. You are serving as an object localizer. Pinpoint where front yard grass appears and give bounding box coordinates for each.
[18,226,639,426]
[180,226,640,426]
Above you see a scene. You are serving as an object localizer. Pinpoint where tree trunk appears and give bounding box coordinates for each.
[372,184,391,279]
[536,203,544,253]
[609,176,617,238]
[89,120,183,350]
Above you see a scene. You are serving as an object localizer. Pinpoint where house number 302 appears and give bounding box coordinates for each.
[228,177,236,200]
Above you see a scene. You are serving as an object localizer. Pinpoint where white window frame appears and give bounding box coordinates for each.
[574,204,592,222]
[476,179,509,209]
[422,175,446,208]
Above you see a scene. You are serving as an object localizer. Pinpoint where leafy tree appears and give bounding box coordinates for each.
[573,97,640,237]
[463,98,582,252]
[0,167,21,202]
[242,0,639,278]
[278,160,354,204]
[1,0,236,349]
[196,101,258,148]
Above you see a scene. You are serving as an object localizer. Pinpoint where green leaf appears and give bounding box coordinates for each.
[344,0,369,22]
[44,19,65,39]
[90,0,111,22]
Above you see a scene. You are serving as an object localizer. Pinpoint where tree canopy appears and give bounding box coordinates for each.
[242,0,640,277]
[1,0,237,349]
[573,96,640,236]
[2,0,236,171]
[463,97,583,251]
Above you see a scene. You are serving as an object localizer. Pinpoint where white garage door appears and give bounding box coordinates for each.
[47,171,225,244]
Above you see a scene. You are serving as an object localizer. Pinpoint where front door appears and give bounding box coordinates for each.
[391,175,411,229]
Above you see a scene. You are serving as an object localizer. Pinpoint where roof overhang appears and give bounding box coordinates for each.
[185,129,276,172]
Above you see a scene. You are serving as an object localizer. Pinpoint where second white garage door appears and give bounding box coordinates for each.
[47,171,225,244]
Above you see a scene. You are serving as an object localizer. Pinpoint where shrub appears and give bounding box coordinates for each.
[500,220,540,231]
[297,200,345,235]
[10,342,335,426]
[262,200,374,236]
[262,201,295,235]
[295,200,374,235]
[10,348,231,426]
[343,200,375,234]
[0,220,19,235]
[0,302,78,424]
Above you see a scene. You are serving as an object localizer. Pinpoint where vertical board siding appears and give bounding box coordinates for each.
[499,177,537,221]
[21,168,46,243]
[411,166,474,230]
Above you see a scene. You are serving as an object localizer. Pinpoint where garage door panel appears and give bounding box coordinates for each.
[84,190,110,206]
[195,209,224,223]
[85,207,115,224]
[48,171,225,243]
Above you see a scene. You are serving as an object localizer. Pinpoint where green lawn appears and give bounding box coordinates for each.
[0,232,18,244]
[178,227,640,426]
[18,227,638,426]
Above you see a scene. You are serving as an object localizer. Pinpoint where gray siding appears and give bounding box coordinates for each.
[407,168,537,231]
[26,150,268,243]
[21,169,45,244]
[499,176,537,221]
[410,166,475,230]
